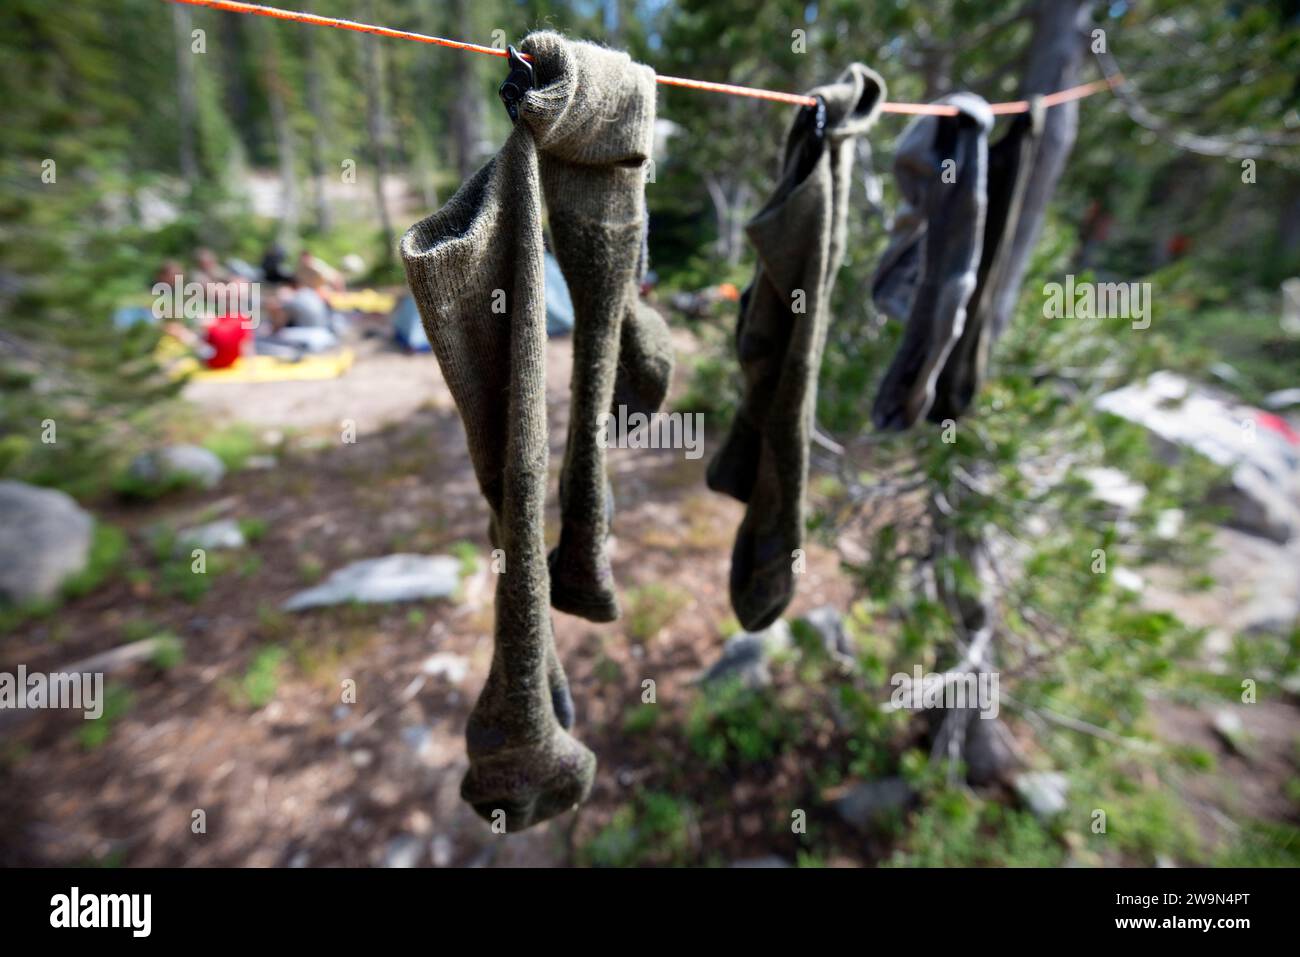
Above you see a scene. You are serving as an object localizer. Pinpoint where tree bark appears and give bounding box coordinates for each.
[361,0,395,261]
[302,0,333,233]
[988,0,1091,338]
[258,20,299,245]
[172,4,199,185]
[447,0,484,185]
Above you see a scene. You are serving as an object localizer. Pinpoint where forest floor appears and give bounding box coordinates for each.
[1,320,1297,867]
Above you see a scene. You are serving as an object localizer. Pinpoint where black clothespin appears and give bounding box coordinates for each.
[796,94,827,143]
[498,45,534,122]
[791,94,827,182]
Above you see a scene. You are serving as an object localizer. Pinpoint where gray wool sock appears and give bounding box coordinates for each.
[927,99,1044,422]
[520,32,663,624]
[399,64,598,831]
[707,64,886,632]
[871,93,994,431]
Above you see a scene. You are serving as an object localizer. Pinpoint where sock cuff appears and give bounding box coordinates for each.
[519,31,657,168]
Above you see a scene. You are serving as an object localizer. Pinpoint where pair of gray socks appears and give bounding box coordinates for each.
[872,94,1043,428]
[400,32,667,830]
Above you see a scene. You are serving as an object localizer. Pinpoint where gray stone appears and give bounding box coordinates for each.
[1014,771,1069,820]
[1263,388,1300,410]
[421,652,470,684]
[176,518,245,552]
[1081,466,1146,516]
[127,444,226,491]
[282,554,461,611]
[798,605,858,669]
[1096,372,1300,543]
[697,619,792,690]
[832,777,914,833]
[0,481,94,604]
[243,455,278,470]
[381,834,424,869]
[730,856,793,868]
[1212,708,1250,756]
[430,834,454,868]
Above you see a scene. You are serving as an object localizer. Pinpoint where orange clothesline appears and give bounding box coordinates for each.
[167,0,1118,115]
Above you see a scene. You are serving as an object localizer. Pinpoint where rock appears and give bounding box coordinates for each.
[1014,771,1069,820]
[176,518,245,552]
[0,481,94,604]
[1096,372,1300,543]
[282,554,461,611]
[430,834,454,868]
[798,605,858,669]
[1112,567,1145,593]
[831,777,913,833]
[401,725,433,756]
[381,834,424,868]
[127,444,225,492]
[421,652,470,684]
[1081,466,1146,516]
[1263,387,1300,410]
[697,619,792,690]
[243,454,278,470]
[730,856,793,868]
[1140,527,1300,653]
[965,716,1019,785]
[1211,708,1250,756]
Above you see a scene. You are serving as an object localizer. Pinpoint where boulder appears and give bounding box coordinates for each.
[176,518,246,552]
[0,481,94,604]
[831,777,914,833]
[283,554,460,611]
[696,619,792,690]
[1014,771,1069,820]
[127,444,226,492]
[1096,372,1300,542]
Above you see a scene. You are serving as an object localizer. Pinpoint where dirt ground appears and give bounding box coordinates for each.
[1,327,1296,867]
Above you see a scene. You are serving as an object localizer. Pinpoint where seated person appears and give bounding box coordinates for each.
[296,250,346,295]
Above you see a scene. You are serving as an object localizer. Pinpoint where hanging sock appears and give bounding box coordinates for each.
[707,64,886,633]
[927,98,1045,422]
[523,32,667,624]
[871,93,994,431]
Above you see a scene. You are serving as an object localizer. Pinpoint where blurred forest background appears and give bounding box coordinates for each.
[0,0,1298,867]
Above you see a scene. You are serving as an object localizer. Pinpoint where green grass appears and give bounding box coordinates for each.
[226,646,288,710]
[203,423,261,472]
[77,684,135,750]
[623,583,691,644]
[579,791,694,867]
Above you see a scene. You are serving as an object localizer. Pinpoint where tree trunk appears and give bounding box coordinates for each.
[302,0,333,234]
[987,0,1091,338]
[259,21,299,245]
[172,4,199,185]
[361,0,395,262]
[447,0,484,185]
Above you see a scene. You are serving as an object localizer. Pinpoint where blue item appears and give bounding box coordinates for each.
[544,251,575,337]
[391,295,432,352]
[390,249,574,349]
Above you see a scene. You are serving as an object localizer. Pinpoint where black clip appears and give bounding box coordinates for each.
[498,45,534,122]
[797,94,827,143]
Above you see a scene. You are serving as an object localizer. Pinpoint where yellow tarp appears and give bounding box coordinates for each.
[327,289,398,313]
[160,337,355,383]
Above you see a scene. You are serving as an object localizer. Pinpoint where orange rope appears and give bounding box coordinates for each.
[167,0,1116,115]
